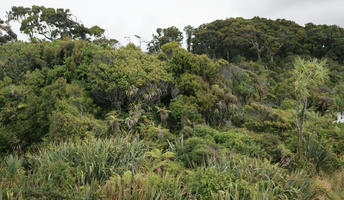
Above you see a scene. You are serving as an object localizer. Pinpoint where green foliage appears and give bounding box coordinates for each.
[333,83,344,111]
[1,14,344,199]
[181,137,218,167]
[192,124,219,138]
[293,56,329,158]
[0,42,44,82]
[169,48,220,82]
[27,136,148,183]
[0,136,149,199]
[185,153,322,200]
[169,95,203,129]
[8,6,104,41]
[303,134,339,173]
[319,124,344,155]
[293,57,328,100]
[147,26,183,54]
[190,17,344,65]
[88,44,172,109]
[29,160,78,199]
[100,172,187,199]
[243,102,293,133]
[161,41,179,56]
[186,167,235,200]
[49,110,89,140]
[142,125,175,149]
[214,129,267,158]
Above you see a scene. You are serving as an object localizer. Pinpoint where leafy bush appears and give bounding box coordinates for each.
[169,95,203,129]
[181,137,218,167]
[87,45,172,109]
[214,129,267,158]
[243,102,293,133]
[256,133,284,162]
[186,167,235,200]
[142,125,175,149]
[192,124,219,138]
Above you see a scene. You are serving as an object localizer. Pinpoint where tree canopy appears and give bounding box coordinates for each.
[7,6,105,41]
[189,17,344,66]
[147,26,183,54]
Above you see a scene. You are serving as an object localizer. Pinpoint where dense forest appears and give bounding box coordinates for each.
[1,5,344,200]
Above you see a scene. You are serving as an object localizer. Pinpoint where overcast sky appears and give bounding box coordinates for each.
[1,0,344,48]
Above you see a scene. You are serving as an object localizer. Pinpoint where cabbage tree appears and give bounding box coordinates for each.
[293,57,328,158]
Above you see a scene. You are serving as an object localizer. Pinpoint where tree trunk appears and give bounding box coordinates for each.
[296,98,307,159]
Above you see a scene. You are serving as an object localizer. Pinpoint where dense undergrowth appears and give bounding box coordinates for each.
[1,15,344,199]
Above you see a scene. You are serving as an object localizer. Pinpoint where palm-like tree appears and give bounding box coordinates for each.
[293,57,328,159]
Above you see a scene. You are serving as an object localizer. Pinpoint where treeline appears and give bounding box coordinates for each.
[189,17,344,64]
[2,6,344,66]
[147,17,344,68]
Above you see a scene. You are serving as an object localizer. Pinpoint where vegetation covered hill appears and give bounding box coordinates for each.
[1,5,344,200]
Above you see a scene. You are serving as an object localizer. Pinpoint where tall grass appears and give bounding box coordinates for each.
[99,172,187,200]
[190,154,322,200]
[27,136,149,184]
[0,136,150,199]
[1,135,342,199]
[303,134,336,172]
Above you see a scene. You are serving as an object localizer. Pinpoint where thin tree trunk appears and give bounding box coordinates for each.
[300,99,307,156]
[296,98,307,159]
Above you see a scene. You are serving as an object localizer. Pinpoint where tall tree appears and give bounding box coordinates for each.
[147,26,183,54]
[7,5,104,41]
[293,57,328,159]
[305,23,344,63]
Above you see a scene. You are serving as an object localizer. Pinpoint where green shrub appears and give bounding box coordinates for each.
[24,160,78,199]
[179,126,193,138]
[256,133,283,162]
[214,129,267,158]
[192,124,219,138]
[143,125,175,149]
[186,167,234,200]
[243,102,293,133]
[49,111,89,141]
[169,95,203,129]
[87,44,172,109]
[181,137,218,167]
